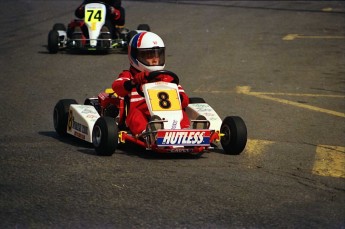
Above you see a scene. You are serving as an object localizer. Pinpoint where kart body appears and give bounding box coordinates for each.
[53,71,247,157]
[47,2,149,54]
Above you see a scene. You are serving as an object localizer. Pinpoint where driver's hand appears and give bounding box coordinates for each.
[132,72,148,85]
[109,6,115,14]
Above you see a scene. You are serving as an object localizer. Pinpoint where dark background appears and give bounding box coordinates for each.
[0,1,344,228]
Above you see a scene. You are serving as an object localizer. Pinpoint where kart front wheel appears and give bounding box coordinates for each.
[48,30,59,54]
[53,99,78,137]
[92,117,118,156]
[220,116,247,155]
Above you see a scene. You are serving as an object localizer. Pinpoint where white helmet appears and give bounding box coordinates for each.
[128,32,165,72]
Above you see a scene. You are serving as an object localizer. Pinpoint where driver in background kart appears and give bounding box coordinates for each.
[74,0,125,38]
[112,32,190,136]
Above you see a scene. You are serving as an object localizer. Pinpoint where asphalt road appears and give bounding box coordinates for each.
[1,0,344,228]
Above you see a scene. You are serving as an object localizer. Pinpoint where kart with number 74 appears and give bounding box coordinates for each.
[47,2,149,53]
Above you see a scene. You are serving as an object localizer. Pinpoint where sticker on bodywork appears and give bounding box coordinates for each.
[156,130,211,146]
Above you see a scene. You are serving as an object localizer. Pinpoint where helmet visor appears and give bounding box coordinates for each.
[137,47,165,66]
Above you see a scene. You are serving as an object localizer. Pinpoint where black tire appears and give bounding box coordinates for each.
[101,21,113,46]
[99,31,111,48]
[126,30,138,44]
[220,116,247,155]
[71,32,83,48]
[53,99,78,137]
[189,97,206,104]
[53,23,66,31]
[92,117,118,156]
[137,24,150,31]
[48,30,59,54]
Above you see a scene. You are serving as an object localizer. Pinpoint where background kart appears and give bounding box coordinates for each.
[47,2,150,54]
[53,70,247,157]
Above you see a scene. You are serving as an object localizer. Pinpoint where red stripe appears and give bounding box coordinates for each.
[137,32,147,48]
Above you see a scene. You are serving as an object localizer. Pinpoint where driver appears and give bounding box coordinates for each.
[112,32,190,136]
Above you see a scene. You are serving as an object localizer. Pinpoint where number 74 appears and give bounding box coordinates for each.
[86,9,102,22]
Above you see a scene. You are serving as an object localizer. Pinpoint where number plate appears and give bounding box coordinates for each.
[148,89,181,111]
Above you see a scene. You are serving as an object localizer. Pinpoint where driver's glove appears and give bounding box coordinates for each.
[109,6,115,14]
[132,72,148,85]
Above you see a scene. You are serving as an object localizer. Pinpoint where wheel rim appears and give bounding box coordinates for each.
[221,125,231,145]
[92,126,102,147]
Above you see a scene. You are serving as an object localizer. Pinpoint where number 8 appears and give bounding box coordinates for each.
[158,92,171,109]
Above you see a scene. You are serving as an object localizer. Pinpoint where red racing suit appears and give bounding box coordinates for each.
[112,67,190,135]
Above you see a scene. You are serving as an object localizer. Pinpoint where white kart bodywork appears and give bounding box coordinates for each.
[143,82,184,129]
[186,103,222,131]
[143,82,222,131]
[67,104,100,143]
[57,30,67,43]
[84,3,106,47]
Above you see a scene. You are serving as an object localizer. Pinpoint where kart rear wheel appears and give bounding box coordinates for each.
[189,97,206,103]
[220,116,247,155]
[126,30,138,43]
[48,30,59,54]
[53,23,66,31]
[92,117,118,156]
[100,21,112,47]
[72,32,83,48]
[53,99,78,137]
[137,24,150,31]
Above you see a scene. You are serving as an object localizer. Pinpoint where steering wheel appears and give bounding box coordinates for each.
[136,70,180,97]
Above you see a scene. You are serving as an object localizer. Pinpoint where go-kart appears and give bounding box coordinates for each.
[47,2,149,54]
[53,70,247,157]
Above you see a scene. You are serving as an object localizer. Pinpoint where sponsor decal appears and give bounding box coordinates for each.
[98,93,107,100]
[74,131,85,140]
[68,110,90,135]
[170,148,194,153]
[191,104,215,113]
[171,120,178,129]
[72,121,88,135]
[156,130,211,146]
[81,107,97,114]
[86,114,99,119]
[68,110,73,131]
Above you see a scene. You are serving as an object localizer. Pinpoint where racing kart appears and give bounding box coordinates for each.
[47,2,149,54]
[53,70,247,157]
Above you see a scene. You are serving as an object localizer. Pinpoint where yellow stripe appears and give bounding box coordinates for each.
[240,139,345,179]
[248,92,344,98]
[283,34,345,40]
[312,145,345,178]
[237,86,345,118]
[252,93,344,118]
[322,7,332,12]
[245,139,274,157]
[243,139,275,169]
